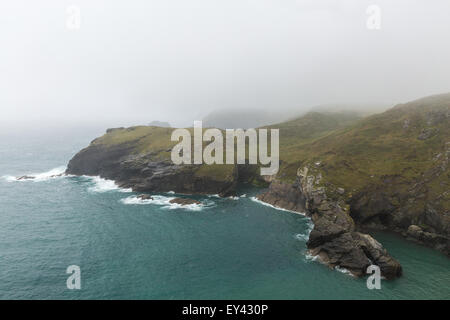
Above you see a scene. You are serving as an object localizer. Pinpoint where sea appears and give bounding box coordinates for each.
[0,128,449,299]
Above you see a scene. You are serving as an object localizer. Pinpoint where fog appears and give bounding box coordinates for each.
[1,0,450,131]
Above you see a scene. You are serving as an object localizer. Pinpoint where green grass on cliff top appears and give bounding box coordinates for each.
[93,126,176,155]
[292,95,448,181]
[91,126,236,181]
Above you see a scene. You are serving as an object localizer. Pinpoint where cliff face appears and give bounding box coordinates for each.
[66,126,238,196]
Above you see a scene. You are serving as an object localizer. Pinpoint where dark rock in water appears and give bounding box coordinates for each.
[169,198,201,206]
[137,194,153,200]
[17,175,35,180]
[356,233,402,279]
[406,224,450,255]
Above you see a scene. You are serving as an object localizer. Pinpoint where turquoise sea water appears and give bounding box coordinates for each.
[0,130,449,300]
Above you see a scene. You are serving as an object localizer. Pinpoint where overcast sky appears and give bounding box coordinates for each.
[1,0,449,130]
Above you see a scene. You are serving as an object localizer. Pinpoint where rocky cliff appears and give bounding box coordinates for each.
[258,166,402,279]
[66,126,239,196]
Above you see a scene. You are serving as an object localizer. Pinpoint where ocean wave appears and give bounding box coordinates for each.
[83,176,132,193]
[304,253,354,277]
[120,195,214,211]
[305,253,319,262]
[2,175,17,182]
[296,220,314,240]
[334,266,355,277]
[2,166,67,182]
[295,233,309,241]
[121,195,174,206]
[120,195,161,205]
[250,196,306,215]
[305,220,314,234]
[207,194,246,199]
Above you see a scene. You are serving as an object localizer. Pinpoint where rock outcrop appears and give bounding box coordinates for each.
[17,175,35,180]
[169,198,202,206]
[405,224,450,255]
[258,165,403,279]
[137,194,153,200]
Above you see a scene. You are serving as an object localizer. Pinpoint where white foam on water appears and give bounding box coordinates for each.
[305,220,314,236]
[165,198,216,211]
[120,195,214,211]
[228,196,240,200]
[164,202,204,211]
[295,219,314,243]
[120,195,165,205]
[334,266,355,277]
[31,166,67,181]
[304,252,354,277]
[295,233,309,241]
[2,166,67,182]
[87,176,119,192]
[250,196,306,216]
[2,175,17,182]
[240,194,247,198]
[305,253,319,262]
[84,176,132,193]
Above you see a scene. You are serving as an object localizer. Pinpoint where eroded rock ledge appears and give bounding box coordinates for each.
[258,166,403,279]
